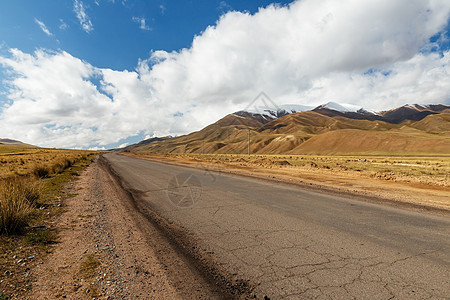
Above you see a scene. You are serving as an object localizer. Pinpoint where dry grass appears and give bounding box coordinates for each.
[79,254,100,278]
[0,146,97,235]
[0,146,93,179]
[0,176,41,234]
[0,146,99,298]
[0,182,33,235]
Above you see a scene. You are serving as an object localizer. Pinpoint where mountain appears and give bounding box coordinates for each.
[311,101,385,121]
[379,104,450,123]
[235,104,314,124]
[121,137,167,152]
[315,101,365,113]
[0,139,35,147]
[122,103,450,155]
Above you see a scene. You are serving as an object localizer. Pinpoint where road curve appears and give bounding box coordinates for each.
[102,153,450,299]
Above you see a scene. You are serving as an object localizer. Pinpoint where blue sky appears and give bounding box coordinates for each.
[0,0,449,149]
[0,0,292,71]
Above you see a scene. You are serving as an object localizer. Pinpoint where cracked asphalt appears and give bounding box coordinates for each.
[104,153,449,299]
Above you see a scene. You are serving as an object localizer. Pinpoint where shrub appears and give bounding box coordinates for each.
[51,158,74,174]
[0,177,36,234]
[33,165,50,178]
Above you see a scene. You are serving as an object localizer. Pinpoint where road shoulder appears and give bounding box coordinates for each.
[28,158,181,299]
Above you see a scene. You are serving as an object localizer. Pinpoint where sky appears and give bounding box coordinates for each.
[0,0,449,150]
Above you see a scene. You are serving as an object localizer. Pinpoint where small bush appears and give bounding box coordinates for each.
[33,166,50,178]
[0,177,36,234]
[51,163,64,174]
[51,158,74,174]
[3,176,40,206]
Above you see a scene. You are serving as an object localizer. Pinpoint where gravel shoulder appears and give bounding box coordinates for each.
[27,157,229,299]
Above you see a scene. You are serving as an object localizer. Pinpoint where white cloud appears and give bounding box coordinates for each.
[59,19,68,30]
[1,0,450,149]
[89,146,106,150]
[73,0,93,33]
[132,17,150,31]
[34,18,53,36]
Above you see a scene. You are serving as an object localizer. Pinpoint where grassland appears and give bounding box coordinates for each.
[0,146,95,179]
[0,145,98,298]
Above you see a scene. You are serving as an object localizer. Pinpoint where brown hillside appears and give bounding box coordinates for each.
[292,129,450,155]
[127,105,450,156]
[258,111,398,135]
[409,113,450,134]
[0,139,35,147]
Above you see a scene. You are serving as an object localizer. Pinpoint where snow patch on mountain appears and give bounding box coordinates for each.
[244,104,314,116]
[317,101,364,113]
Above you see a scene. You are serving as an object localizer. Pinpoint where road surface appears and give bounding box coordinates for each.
[102,153,450,299]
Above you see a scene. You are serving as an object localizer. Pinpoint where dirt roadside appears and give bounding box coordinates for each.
[123,153,450,216]
[26,157,239,299]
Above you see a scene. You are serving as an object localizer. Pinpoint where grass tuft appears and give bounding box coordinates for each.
[80,254,100,278]
[32,165,50,179]
[0,176,40,234]
[25,229,57,245]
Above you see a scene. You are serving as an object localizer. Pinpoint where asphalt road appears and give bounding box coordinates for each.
[103,153,450,299]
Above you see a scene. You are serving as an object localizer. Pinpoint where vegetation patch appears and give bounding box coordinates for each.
[79,254,101,279]
[0,176,41,234]
[0,146,99,298]
[25,229,58,245]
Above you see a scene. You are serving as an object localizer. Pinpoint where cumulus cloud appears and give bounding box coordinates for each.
[34,18,53,36]
[73,0,93,33]
[132,17,150,31]
[1,0,450,148]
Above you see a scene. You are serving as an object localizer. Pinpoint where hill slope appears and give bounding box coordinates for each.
[0,139,34,147]
[124,104,450,155]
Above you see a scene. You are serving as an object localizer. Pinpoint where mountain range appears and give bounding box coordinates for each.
[122,102,450,155]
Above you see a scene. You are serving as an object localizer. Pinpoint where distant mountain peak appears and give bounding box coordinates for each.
[237,104,314,123]
[316,101,365,113]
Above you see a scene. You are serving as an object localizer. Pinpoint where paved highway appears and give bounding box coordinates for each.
[103,153,450,299]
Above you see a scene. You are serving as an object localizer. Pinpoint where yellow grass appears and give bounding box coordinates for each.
[0,146,95,179]
[0,145,98,234]
[0,177,35,234]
